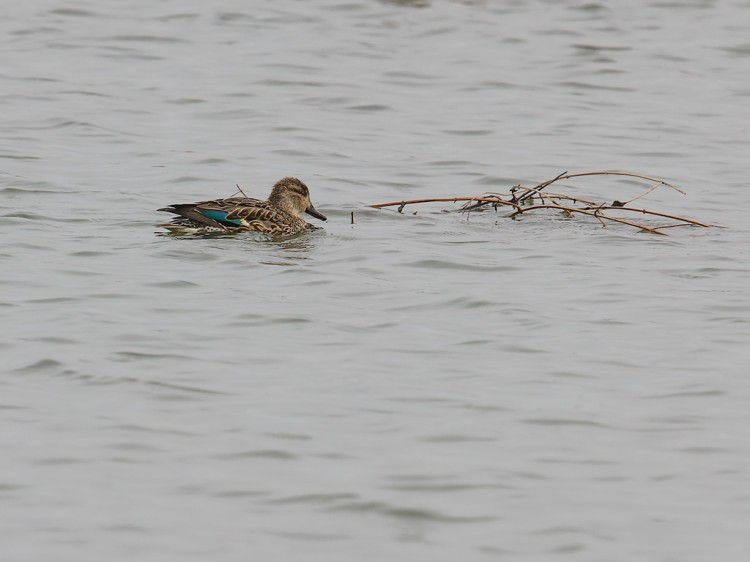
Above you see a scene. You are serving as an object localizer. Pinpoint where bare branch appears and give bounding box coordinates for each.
[368,171,713,236]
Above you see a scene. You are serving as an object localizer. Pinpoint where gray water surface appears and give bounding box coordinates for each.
[2,1,750,560]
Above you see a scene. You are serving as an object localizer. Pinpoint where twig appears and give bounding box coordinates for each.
[460,193,507,212]
[516,170,685,206]
[622,181,666,206]
[516,170,568,204]
[597,206,713,228]
[516,190,598,207]
[592,204,608,228]
[546,171,683,193]
[370,197,521,211]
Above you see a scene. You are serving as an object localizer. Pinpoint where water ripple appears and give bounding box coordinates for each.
[266,493,358,505]
[216,450,297,461]
[326,501,496,523]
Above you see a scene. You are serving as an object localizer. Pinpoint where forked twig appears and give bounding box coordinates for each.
[516,170,569,203]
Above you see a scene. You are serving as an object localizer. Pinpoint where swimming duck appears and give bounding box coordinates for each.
[158,177,327,236]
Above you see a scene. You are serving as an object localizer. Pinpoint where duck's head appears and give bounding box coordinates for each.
[269,177,327,222]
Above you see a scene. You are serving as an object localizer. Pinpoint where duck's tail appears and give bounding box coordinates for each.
[157,203,228,230]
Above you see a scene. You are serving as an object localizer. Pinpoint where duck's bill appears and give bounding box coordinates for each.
[305,205,327,221]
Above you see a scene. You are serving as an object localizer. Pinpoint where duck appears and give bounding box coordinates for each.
[158,177,327,236]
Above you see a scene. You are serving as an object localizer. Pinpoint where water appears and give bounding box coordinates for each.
[2,1,749,560]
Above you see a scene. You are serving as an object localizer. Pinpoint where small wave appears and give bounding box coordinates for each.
[0,153,40,161]
[216,450,297,461]
[347,104,391,112]
[326,500,495,523]
[266,493,358,505]
[49,8,99,17]
[12,359,64,374]
[387,482,506,492]
[403,259,517,272]
[522,418,612,428]
[108,35,187,44]
[648,389,725,399]
[420,434,496,443]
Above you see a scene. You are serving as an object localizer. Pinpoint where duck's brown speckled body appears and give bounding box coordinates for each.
[158,177,327,236]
